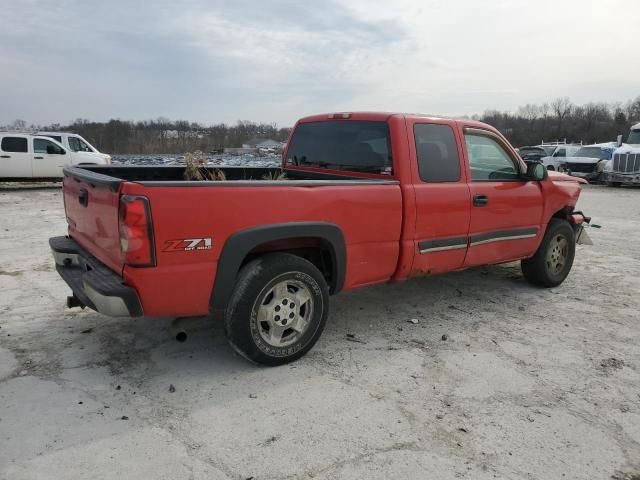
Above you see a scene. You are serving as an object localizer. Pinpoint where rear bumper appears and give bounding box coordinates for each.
[49,236,143,317]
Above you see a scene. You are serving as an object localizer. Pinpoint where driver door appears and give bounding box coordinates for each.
[32,138,68,177]
[463,128,544,267]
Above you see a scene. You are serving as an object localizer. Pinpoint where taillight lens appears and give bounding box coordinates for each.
[118,195,156,267]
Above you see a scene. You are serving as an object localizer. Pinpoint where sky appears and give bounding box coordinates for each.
[1,0,638,127]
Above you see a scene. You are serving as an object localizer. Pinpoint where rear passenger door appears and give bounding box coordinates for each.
[409,121,471,276]
[0,136,32,178]
[463,128,543,267]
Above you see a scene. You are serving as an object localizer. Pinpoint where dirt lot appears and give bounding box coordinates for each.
[1,184,639,480]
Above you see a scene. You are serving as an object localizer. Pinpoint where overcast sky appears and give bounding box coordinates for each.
[1,0,638,126]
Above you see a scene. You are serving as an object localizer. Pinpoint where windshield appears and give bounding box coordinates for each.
[574,147,603,159]
[286,121,392,174]
[628,129,640,145]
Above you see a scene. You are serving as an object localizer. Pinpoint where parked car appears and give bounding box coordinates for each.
[0,132,111,180]
[559,144,616,182]
[540,145,582,171]
[50,112,591,365]
[603,123,640,187]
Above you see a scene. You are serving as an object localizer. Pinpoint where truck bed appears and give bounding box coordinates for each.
[61,165,403,317]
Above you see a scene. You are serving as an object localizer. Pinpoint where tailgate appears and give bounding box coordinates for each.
[62,167,124,274]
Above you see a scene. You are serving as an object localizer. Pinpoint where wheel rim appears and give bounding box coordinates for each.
[545,234,569,276]
[255,278,314,348]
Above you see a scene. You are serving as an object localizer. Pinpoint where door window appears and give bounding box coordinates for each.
[34,138,65,154]
[68,137,92,152]
[1,137,28,153]
[414,124,461,182]
[465,133,520,181]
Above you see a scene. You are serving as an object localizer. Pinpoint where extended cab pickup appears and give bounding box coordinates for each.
[50,113,590,365]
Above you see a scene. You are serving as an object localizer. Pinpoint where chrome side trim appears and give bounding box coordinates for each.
[469,233,537,246]
[418,227,539,253]
[419,244,467,254]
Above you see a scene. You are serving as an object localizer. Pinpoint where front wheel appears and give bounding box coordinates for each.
[521,219,575,287]
[224,253,329,366]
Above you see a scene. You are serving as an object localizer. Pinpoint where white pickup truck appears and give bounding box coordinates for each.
[0,132,111,180]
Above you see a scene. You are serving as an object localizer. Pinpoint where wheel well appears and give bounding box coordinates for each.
[551,207,574,223]
[209,222,346,319]
[547,165,555,171]
[243,237,336,292]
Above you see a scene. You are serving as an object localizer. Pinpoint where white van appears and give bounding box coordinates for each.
[0,132,111,180]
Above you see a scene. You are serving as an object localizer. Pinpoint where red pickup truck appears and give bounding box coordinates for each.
[50,112,590,365]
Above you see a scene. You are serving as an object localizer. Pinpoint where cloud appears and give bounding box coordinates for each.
[0,0,638,126]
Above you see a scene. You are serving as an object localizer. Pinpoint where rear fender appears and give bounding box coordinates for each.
[209,222,346,318]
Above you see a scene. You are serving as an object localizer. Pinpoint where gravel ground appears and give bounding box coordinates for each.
[0,184,639,480]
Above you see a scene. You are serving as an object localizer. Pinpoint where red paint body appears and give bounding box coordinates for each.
[62,113,584,318]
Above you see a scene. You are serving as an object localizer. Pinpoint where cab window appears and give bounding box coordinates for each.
[414,123,461,182]
[1,137,28,153]
[34,138,65,154]
[465,133,520,181]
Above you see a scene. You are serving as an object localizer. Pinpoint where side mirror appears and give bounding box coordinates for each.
[526,161,547,181]
[617,134,623,147]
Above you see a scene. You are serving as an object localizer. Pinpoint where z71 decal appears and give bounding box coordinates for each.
[163,238,212,252]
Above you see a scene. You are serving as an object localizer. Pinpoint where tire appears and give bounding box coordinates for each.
[224,253,329,366]
[521,219,576,288]
[547,166,555,171]
[606,181,622,188]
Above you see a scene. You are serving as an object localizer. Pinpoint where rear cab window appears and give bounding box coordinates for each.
[414,123,461,182]
[286,121,392,174]
[1,137,28,153]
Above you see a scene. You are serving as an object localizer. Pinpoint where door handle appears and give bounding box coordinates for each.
[0,155,10,158]
[34,156,44,159]
[473,194,489,207]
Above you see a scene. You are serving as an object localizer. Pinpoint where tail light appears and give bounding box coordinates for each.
[118,195,156,267]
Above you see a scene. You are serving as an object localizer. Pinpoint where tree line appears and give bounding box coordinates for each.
[3,96,639,153]
[476,96,640,146]
[2,118,291,154]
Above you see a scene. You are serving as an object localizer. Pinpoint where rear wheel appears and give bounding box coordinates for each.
[521,219,575,287]
[224,253,329,366]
